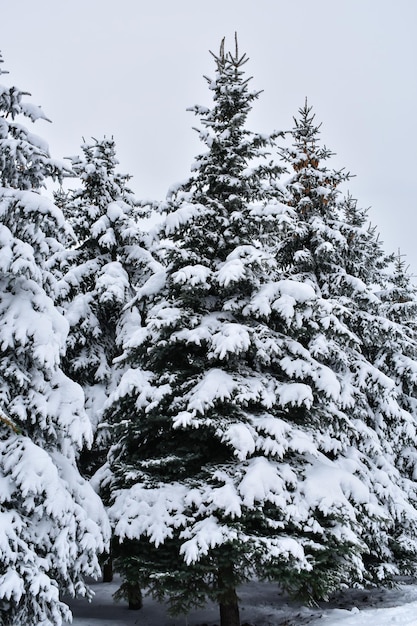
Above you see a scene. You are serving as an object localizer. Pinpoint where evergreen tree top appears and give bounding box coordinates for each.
[0,51,67,189]
[170,35,284,208]
[281,100,350,217]
[380,250,417,325]
[59,136,139,248]
[66,136,135,206]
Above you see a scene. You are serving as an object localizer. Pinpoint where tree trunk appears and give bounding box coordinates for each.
[102,555,113,583]
[127,582,143,610]
[218,565,240,626]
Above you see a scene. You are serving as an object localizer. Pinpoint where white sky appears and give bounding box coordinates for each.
[1,0,416,272]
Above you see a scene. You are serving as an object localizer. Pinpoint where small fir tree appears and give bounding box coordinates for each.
[58,137,156,458]
[339,193,389,289]
[0,54,110,625]
[58,137,159,587]
[377,254,417,497]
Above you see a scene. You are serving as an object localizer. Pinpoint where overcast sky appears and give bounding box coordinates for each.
[1,0,416,272]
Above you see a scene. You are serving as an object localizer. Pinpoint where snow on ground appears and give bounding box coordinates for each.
[66,577,417,626]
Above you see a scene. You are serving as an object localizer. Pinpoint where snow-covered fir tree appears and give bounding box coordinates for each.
[57,136,157,476]
[102,39,417,626]
[376,253,417,511]
[381,251,417,326]
[339,193,389,291]
[279,101,417,583]
[277,100,353,286]
[0,54,110,625]
[0,55,64,190]
[104,38,287,626]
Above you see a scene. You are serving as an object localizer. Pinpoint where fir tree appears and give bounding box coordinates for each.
[104,37,287,626]
[376,254,417,506]
[277,100,353,287]
[58,137,156,454]
[340,193,389,289]
[381,251,417,325]
[279,101,417,583]
[0,54,110,625]
[0,54,65,190]
[103,40,407,625]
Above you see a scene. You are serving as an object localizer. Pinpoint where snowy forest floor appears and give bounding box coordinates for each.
[65,576,417,626]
